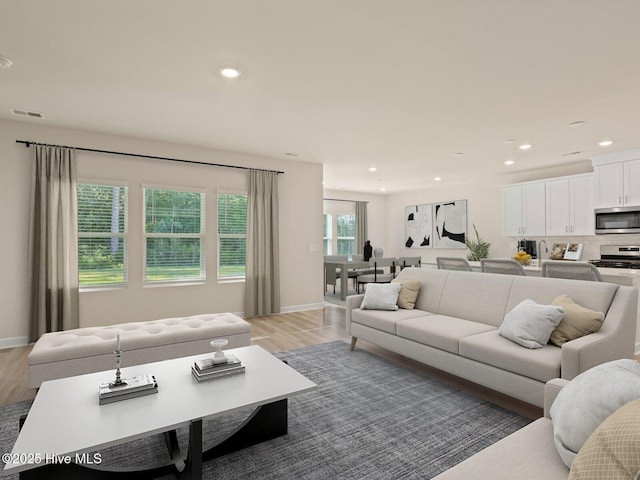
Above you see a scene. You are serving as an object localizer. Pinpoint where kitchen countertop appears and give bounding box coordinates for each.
[424,260,637,286]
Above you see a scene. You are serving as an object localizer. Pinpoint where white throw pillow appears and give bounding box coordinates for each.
[550,359,640,468]
[360,283,403,311]
[499,299,564,349]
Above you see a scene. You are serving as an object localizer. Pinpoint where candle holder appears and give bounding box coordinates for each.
[109,334,128,388]
[210,338,229,365]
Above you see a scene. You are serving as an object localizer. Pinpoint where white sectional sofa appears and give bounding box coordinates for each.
[346,267,638,407]
[29,312,251,388]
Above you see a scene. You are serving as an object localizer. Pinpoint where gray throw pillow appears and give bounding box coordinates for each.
[550,359,640,468]
[360,283,403,311]
[499,299,564,349]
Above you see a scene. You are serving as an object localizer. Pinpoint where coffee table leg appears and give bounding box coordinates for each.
[202,398,288,460]
[182,419,203,480]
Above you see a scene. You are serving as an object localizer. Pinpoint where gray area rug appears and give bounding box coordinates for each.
[0,341,531,479]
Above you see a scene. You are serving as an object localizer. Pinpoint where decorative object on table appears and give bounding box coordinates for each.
[191,338,245,382]
[98,334,158,405]
[513,251,532,265]
[549,243,568,260]
[465,224,490,261]
[564,243,584,261]
[434,200,467,249]
[405,204,433,248]
[363,240,372,261]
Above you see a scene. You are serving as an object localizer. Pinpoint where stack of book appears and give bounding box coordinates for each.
[191,354,245,382]
[98,373,158,405]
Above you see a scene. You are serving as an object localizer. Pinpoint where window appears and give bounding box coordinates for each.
[144,187,205,283]
[77,183,128,287]
[336,214,355,256]
[218,193,247,279]
[323,214,332,255]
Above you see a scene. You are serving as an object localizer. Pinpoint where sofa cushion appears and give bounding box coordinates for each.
[431,418,568,480]
[360,283,402,311]
[392,279,420,309]
[505,277,618,322]
[438,271,515,327]
[568,399,640,480]
[351,308,431,334]
[499,299,564,349]
[459,330,561,382]
[549,294,604,347]
[397,315,496,354]
[550,359,640,468]
[393,267,449,313]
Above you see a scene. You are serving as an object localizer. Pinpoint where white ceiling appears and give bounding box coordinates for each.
[2,1,640,193]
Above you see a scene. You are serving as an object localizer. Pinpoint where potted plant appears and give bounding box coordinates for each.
[465,224,490,261]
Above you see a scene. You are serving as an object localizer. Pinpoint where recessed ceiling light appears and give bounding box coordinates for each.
[0,55,12,69]
[434,177,442,181]
[368,166,377,172]
[519,144,532,150]
[504,160,515,165]
[452,152,463,157]
[569,121,585,127]
[380,187,386,192]
[219,66,241,79]
[598,140,613,147]
[561,151,582,157]
[503,139,515,144]
[283,152,299,157]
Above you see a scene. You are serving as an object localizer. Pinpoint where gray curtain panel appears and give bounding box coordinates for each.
[28,145,80,342]
[244,170,280,317]
[355,201,368,255]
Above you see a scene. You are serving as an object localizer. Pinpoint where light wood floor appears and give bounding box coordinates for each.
[0,305,542,419]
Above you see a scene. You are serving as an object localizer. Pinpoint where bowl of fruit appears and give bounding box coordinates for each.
[513,251,532,265]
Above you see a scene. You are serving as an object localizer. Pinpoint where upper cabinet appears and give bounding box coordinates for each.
[545,174,594,236]
[503,181,546,236]
[592,148,640,208]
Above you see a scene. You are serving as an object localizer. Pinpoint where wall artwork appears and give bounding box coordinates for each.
[434,200,467,249]
[405,204,433,248]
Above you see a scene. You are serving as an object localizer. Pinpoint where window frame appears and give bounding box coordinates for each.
[142,184,206,286]
[217,190,247,282]
[77,179,129,290]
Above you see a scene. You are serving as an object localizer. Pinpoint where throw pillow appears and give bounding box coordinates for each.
[498,299,564,349]
[569,399,640,480]
[360,283,403,311]
[392,280,420,309]
[550,359,640,469]
[549,294,605,347]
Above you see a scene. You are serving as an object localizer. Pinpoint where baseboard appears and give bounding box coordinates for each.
[280,302,325,313]
[0,336,29,350]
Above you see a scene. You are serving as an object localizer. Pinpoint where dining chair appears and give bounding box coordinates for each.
[436,257,473,271]
[398,256,422,270]
[541,261,603,281]
[480,258,526,276]
[357,258,397,293]
[324,255,348,293]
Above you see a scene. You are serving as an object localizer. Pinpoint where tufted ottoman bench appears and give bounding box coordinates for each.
[28,313,251,388]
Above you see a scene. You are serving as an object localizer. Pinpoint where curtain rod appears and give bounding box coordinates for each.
[323,198,369,203]
[16,140,285,175]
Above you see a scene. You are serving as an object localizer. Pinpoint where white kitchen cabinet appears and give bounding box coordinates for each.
[503,181,546,236]
[546,174,594,236]
[594,159,640,208]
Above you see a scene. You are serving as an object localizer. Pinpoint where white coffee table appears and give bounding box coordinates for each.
[3,345,317,479]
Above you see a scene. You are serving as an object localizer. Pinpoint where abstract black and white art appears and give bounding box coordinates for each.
[405,204,432,249]
[434,200,467,249]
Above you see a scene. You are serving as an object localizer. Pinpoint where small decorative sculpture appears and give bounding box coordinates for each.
[109,333,127,388]
[210,338,229,365]
[363,240,373,261]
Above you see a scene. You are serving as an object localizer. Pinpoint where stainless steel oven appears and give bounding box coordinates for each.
[594,206,640,234]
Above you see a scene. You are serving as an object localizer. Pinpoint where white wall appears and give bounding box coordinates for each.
[0,119,323,345]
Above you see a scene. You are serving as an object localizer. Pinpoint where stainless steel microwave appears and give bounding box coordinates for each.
[595,206,640,234]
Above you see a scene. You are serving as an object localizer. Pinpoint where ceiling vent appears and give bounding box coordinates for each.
[10,108,44,119]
